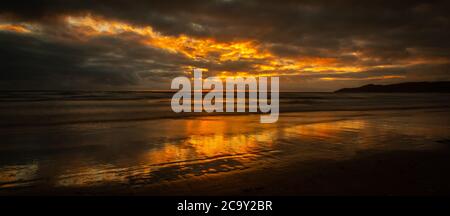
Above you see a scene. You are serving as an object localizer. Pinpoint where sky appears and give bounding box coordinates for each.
[0,0,449,91]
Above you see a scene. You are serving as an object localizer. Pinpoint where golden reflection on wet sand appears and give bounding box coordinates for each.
[284,119,367,139]
[56,116,277,187]
[1,109,449,190]
[0,163,38,188]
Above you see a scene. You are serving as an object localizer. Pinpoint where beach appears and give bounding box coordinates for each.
[0,92,449,195]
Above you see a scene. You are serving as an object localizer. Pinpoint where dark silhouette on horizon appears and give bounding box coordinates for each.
[335,81,450,93]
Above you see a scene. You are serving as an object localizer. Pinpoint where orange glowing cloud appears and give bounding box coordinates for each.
[0,24,32,33]
[63,15,365,77]
[320,75,406,81]
[65,16,270,61]
[0,14,417,82]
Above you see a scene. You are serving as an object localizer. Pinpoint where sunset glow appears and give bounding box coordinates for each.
[0,1,448,91]
[63,15,361,78]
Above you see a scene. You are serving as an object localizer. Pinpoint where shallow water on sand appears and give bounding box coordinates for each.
[0,92,449,192]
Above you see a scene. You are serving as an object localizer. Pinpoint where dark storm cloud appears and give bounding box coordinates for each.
[0,0,449,90]
[0,30,191,89]
[3,0,449,46]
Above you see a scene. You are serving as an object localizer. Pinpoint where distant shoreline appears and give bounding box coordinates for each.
[335,81,450,93]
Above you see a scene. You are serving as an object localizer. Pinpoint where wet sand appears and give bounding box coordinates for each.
[1,92,450,195]
[2,142,450,195]
[1,107,450,195]
[143,146,450,196]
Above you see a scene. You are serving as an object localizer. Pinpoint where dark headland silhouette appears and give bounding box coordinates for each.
[335,81,450,93]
